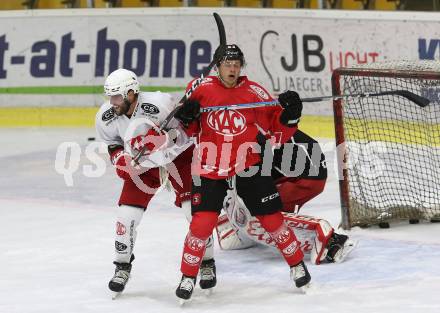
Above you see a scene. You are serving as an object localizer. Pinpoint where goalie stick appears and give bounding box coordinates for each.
[199,89,430,113]
[132,12,226,165]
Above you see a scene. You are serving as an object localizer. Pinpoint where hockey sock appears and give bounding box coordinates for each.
[180,211,218,277]
[114,205,144,264]
[256,212,304,266]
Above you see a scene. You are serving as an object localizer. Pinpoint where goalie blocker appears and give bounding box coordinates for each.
[216,130,354,264]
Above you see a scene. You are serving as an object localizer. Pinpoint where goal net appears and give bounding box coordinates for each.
[332,60,440,229]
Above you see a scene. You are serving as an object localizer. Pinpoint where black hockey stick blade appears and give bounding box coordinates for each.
[213,12,227,46]
[157,13,226,131]
[379,90,430,107]
[303,90,430,107]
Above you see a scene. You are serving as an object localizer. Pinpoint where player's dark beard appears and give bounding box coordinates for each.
[114,99,131,116]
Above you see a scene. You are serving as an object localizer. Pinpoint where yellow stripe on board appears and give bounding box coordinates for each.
[4,107,438,145]
[0,107,100,127]
[299,115,335,139]
[0,106,337,138]
[345,118,440,146]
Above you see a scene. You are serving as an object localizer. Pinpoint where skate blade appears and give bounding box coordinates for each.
[111,292,121,300]
[178,298,192,306]
[334,239,358,263]
[203,288,214,296]
[300,282,321,295]
[300,282,312,294]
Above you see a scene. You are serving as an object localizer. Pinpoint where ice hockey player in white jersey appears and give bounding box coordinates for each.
[95,69,216,298]
[216,128,356,265]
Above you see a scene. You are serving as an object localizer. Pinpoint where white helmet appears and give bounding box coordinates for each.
[104,68,140,99]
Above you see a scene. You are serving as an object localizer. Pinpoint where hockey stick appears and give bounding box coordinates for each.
[132,12,226,165]
[199,89,430,113]
[155,13,226,131]
[305,90,430,107]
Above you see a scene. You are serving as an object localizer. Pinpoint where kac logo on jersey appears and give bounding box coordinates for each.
[207,109,247,136]
[249,85,269,100]
[141,103,160,115]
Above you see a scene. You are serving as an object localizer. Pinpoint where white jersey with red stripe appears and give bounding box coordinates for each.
[95,91,192,168]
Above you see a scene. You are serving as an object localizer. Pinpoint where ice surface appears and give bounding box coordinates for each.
[1,128,439,313]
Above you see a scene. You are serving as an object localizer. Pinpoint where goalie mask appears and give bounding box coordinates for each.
[214,44,245,67]
[104,68,140,99]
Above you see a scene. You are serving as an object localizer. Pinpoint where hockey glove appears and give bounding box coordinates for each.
[174,99,201,127]
[278,90,303,127]
[130,128,168,154]
[110,149,135,181]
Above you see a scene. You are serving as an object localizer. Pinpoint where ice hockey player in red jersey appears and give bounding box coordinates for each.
[95,68,216,298]
[173,44,311,302]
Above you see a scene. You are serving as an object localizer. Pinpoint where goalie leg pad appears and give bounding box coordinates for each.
[219,186,336,265]
[114,205,144,264]
[218,189,258,249]
[282,213,334,264]
[216,214,256,250]
[221,191,282,248]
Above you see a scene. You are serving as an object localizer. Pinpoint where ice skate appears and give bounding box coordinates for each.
[108,261,132,299]
[325,232,357,263]
[290,260,311,292]
[176,275,196,305]
[199,259,216,294]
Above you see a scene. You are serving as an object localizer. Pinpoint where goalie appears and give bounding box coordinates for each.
[216,115,355,265]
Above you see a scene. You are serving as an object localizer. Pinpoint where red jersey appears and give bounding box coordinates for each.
[185,75,297,179]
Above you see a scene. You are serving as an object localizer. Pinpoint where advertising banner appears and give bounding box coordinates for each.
[1,8,440,113]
